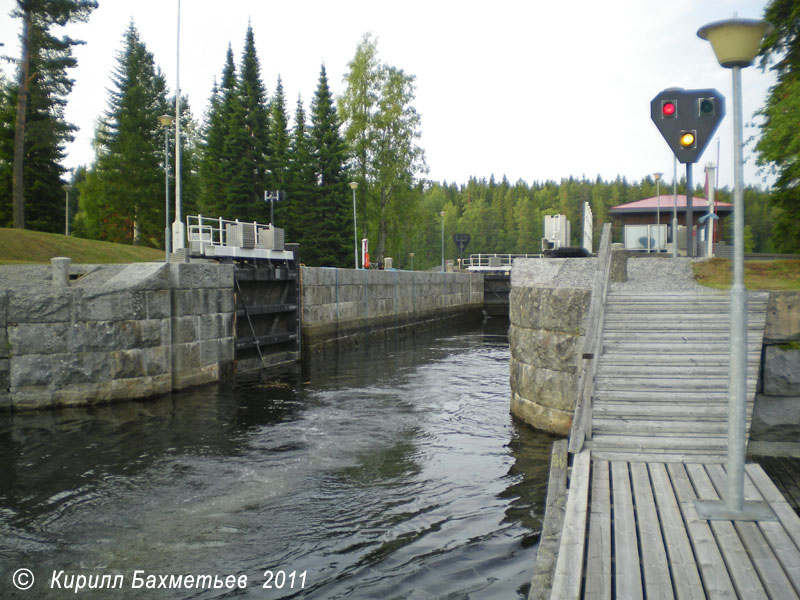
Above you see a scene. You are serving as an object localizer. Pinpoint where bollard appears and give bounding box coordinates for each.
[51,257,71,288]
[384,257,393,269]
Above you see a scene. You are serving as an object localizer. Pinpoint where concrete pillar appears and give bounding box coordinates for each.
[609,243,628,283]
[51,257,71,288]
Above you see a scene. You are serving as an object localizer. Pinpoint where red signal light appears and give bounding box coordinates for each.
[662,101,676,117]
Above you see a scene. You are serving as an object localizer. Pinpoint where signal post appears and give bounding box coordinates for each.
[650,88,725,256]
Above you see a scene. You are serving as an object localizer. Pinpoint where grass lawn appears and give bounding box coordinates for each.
[692,257,800,291]
[0,228,164,265]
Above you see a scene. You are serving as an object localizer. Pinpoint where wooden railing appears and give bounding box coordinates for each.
[568,223,613,454]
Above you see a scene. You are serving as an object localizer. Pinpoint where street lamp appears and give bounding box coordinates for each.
[653,172,663,252]
[350,181,358,269]
[159,114,174,262]
[439,211,446,273]
[695,17,775,522]
[63,184,73,236]
[409,252,414,271]
[173,0,184,252]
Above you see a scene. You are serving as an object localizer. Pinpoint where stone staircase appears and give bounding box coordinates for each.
[584,290,769,462]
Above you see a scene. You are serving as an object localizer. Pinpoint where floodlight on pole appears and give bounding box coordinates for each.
[160,114,174,262]
[350,181,358,269]
[694,17,776,523]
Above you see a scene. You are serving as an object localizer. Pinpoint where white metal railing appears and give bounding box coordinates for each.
[186,215,284,251]
[462,253,542,269]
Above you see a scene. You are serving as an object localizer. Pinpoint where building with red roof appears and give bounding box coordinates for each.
[611,195,732,250]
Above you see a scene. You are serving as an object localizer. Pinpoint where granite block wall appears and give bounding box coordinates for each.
[508,259,593,436]
[1,262,235,410]
[300,268,484,352]
[751,291,800,443]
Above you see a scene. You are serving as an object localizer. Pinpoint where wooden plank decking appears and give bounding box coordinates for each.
[548,454,800,599]
[528,253,800,599]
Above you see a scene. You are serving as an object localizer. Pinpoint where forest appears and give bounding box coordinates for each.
[0,1,796,270]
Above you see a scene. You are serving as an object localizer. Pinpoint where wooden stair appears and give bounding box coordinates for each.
[584,290,768,462]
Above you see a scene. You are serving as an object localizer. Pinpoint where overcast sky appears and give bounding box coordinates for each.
[0,0,777,191]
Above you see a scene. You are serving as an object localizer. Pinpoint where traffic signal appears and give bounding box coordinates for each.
[650,88,725,164]
[680,131,696,148]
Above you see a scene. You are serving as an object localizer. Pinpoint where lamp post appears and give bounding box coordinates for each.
[159,114,174,262]
[706,162,717,258]
[63,184,73,236]
[439,211,446,273]
[172,0,184,252]
[695,17,775,522]
[653,172,663,252]
[409,252,414,271]
[350,181,358,269]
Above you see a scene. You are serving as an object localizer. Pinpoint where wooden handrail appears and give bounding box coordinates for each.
[568,223,613,454]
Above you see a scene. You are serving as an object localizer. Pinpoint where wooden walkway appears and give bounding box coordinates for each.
[529,268,800,598]
[548,452,800,599]
[585,290,768,463]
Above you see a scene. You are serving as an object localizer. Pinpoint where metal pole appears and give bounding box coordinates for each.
[656,180,660,252]
[164,126,170,262]
[707,163,716,258]
[686,165,693,258]
[64,188,69,236]
[353,187,358,269]
[173,0,183,250]
[440,212,445,273]
[672,157,678,258]
[727,64,747,513]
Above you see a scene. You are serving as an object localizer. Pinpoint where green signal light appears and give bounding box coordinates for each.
[699,98,715,116]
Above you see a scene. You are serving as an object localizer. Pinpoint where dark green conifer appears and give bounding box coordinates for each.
[235,24,270,220]
[285,96,315,247]
[307,64,350,266]
[198,46,236,217]
[76,22,170,245]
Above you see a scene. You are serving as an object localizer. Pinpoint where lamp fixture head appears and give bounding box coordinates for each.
[697,18,773,68]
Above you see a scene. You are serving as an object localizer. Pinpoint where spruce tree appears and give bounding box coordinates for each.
[221,91,254,220]
[268,77,291,228]
[76,22,170,245]
[234,24,270,221]
[198,46,236,217]
[308,64,350,266]
[269,76,290,191]
[0,77,16,227]
[285,96,315,248]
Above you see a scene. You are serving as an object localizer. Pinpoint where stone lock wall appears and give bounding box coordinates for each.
[0,262,235,411]
[301,268,484,354]
[508,259,594,436]
[168,263,236,390]
[751,291,800,443]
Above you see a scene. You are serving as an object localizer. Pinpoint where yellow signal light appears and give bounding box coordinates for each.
[680,131,696,148]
